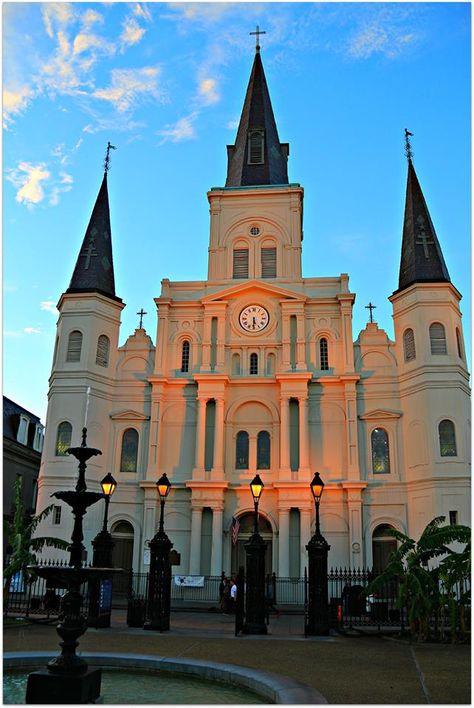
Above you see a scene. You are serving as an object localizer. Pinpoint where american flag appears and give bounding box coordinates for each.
[231,517,240,545]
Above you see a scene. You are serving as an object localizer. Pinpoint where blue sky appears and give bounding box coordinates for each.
[3,2,471,423]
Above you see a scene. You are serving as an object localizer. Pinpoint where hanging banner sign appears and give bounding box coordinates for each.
[174,576,205,587]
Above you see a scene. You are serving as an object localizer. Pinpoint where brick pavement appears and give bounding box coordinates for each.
[4,611,471,704]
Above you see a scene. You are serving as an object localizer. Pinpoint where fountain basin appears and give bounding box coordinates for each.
[4,652,327,704]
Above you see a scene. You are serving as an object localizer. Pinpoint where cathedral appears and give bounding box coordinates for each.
[35,44,470,579]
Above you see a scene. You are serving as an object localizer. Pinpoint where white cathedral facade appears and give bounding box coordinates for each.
[35,47,470,579]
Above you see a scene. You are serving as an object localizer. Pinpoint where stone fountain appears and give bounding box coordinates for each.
[26,428,119,704]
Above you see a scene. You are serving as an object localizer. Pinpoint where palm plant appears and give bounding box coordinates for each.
[3,476,69,605]
[365,516,470,640]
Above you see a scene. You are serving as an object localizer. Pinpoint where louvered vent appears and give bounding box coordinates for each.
[261,247,276,278]
[66,331,82,362]
[248,130,264,164]
[429,323,447,355]
[233,248,249,279]
[96,335,110,367]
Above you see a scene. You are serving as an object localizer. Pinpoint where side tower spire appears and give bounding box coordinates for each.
[225,33,289,187]
[67,143,119,301]
[396,130,450,294]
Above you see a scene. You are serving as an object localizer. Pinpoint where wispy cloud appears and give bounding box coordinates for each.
[24,327,42,335]
[93,66,162,112]
[157,112,197,144]
[120,18,147,50]
[3,85,35,128]
[347,22,417,59]
[133,4,153,23]
[198,77,219,106]
[40,300,58,314]
[6,162,51,207]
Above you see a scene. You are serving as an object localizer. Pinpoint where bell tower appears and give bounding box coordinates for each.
[389,131,470,538]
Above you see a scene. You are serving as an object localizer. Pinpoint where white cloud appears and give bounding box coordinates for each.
[133,4,152,23]
[73,32,108,56]
[120,18,146,50]
[80,9,104,30]
[24,327,41,335]
[4,330,22,338]
[42,3,76,38]
[93,66,162,112]
[226,118,239,130]
[198,77,219,106]
[40,300,58,314]
[157,113,197,144]
[6,162,51,206]
[3,85,35,127]
[60,172,73,184]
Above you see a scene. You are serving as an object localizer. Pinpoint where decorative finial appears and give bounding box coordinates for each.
[104,141,117,174]
[404,128,414,163]
[365,302,376,323]
[137,308,147,329]
[250,25,266,52]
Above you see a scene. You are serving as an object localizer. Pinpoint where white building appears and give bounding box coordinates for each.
[35,46,470,579]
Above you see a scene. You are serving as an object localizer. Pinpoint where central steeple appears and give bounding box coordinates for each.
[225,45,289,187]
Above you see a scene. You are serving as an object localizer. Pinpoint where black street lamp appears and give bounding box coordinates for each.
[243,473,267,635]
[305,472,331,636]
[144,473,173,632]
[92,473,117,568]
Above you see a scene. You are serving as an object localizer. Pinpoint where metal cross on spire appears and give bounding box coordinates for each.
[404,128,414,163]
[365,302,377,323]
[250,25,266,52]
[137,308,147,329]
[104,141,117,174]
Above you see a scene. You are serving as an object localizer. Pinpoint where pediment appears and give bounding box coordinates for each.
[110,409,150,421]
[201,279,306,304]
[359,409,402,421]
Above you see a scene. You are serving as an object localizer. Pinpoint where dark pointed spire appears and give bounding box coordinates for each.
[396,136,450,293]
[225,47,289,187]
[67,168,120,301]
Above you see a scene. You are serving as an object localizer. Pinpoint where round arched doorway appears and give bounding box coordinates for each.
[111,520,134,595]
[231,513,273,576]
[372,523,397,572]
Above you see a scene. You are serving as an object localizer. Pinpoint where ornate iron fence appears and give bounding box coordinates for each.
[4,572,90,618]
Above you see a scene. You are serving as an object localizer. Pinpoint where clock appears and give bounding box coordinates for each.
[239,305,269,332]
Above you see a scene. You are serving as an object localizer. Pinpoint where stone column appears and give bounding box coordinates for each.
[279,397,290,475]
[278,507,290,577]
[210,506,224,575]
[298,396,310,478]
[216,313,226,370]
[343,379,360,480]
[189,505,203,575]
[296,311,306,369]
[155,303,169,374]
[212,398,225,479]
[281,314,291,369]
[201,314,212,371]
[299,507,312,577]
[193,396,207,479]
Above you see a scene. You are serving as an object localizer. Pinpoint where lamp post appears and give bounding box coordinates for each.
[144,473,173,632]
[243,473,267,635]
[92,473,117,568]
[305,472,331,636]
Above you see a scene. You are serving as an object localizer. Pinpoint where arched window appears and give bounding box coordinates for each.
[430,322,447,355]
[371,428,390,474]
[456,328,463,359]
[319,338,329,370]
[372,524,397,572]
[120,428,139,472]
[439,419,457,457]
[96,334,110,367]
[181,340,190,372]
[250,352,258,375]
[257,431,271,469]
[66,330,82,362]
[55,422,72,456]
[403,328,416,362]
[261,247,276,278]
[233,248,249,279]
[236,431,249,469]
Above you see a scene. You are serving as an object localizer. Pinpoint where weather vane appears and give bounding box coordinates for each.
[365,302,376,323]
[137,308,147,329]
[104,141,117,174]
[250,25,266,52]
[404,128,414,163]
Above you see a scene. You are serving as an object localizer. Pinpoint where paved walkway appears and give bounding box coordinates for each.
[4,610,471,704]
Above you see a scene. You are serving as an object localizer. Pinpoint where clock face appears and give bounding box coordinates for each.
[239,305,269,332]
